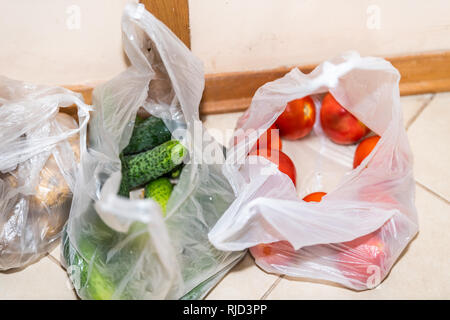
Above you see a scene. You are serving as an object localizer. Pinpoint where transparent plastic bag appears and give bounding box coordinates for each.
[0,76,90,270]
[209,52,419,290]
[62,3,245,300]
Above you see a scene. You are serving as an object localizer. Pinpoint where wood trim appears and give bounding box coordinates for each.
[60,85,92,120]
[200,51,450,114]
[67,51,450,115]
[66,85,93,105]
[390,51,450,95]
[140,0,191,48]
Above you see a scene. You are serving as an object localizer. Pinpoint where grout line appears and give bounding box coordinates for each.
[46,253,65,270]
[416,181,450,205]
[405,93,435,130]
[46,254,79,299]
[260,275,284,300]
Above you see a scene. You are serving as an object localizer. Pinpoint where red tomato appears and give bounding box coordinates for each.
[353,135,380,169]
[303,192,327,202]
[320,93,370,145]
[358,184,404,219]
[275,96,316,140]
[251,123,282,153]
[337,232,387,288]
[360,189,397,205]
[250,190,327,266]
[249,148,297,186]
[250,240,296,266]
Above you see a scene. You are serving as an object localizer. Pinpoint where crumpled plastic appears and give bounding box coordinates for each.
[209,52,419,290]
[62,3,245,300]
[0,76,90,270]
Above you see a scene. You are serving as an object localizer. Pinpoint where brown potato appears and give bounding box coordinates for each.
[0,112,81,269]
[34,113,80,208]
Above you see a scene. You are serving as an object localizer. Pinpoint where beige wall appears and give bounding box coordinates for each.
[189,0,450,73]
[1,0,449,85]
[0,0,137,86]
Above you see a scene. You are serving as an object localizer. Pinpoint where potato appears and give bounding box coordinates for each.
[34,113,80,208]
[0,112,81,269]
[0,113,80,254]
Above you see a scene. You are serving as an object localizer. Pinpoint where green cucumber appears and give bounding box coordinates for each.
[117,174,130,198]
[122,116,171,155]
[124,140,186,189]
[169,165,183,179]
[63,210,151,300]
[144,177,173,215]
[83,259,115,300]
[63,227,115,300]
[118,153,130,197]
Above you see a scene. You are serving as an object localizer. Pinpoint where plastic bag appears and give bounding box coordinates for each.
[62,3,245,300]
[0,76,90,270]
[209,52,419,290]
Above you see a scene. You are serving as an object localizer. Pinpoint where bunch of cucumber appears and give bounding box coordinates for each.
[63,114,186,300]
[62,207,149,300]
[118,115,186,216]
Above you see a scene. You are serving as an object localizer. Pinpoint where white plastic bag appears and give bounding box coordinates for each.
[0,76,90,270]
[63,3,245,300]
[209,52,419,290]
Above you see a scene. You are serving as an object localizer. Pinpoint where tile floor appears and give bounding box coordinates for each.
[1,93,449,299]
